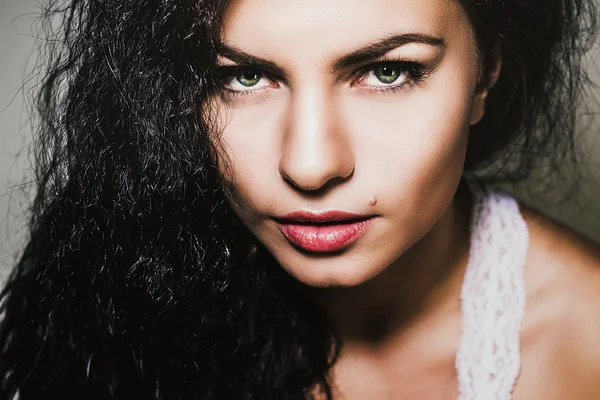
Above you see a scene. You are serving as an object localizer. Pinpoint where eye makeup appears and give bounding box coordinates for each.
[350,56,430,94]
[212,56,433,98]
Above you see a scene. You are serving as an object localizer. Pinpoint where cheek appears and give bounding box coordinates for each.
[343,79,474,206]
[213,98,287,224]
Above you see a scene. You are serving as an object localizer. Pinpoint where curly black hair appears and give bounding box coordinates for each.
[0,0,597,398]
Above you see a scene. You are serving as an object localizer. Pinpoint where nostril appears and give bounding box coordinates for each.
[279,167,354,194]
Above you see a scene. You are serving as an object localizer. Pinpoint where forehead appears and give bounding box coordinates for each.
[221,0,471,61]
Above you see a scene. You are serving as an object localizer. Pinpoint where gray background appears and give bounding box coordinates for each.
[1,0,600,285]
[1,0,40,283]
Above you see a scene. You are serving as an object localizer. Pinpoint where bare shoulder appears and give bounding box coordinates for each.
[521,205,600,290]
[518,205,600,398]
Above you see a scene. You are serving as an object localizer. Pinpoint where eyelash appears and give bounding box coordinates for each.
[213,57,429,98]
[352,57,428,93]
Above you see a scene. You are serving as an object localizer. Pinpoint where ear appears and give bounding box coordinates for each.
[470,47,502,125]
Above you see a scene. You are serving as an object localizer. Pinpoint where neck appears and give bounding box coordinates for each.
[311,182,473,346]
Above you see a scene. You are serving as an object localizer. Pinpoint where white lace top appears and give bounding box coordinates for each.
[455,182,529,400]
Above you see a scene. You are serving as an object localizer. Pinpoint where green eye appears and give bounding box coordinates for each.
[374,64,401,84]
[236,70,262,87]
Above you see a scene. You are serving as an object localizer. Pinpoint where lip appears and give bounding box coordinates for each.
[275,211,375,253]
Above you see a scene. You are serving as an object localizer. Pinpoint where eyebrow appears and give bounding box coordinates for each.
[216,33,445,76]
[332,33,445,71]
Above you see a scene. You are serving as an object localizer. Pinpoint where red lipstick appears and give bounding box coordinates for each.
[275,211,374,253]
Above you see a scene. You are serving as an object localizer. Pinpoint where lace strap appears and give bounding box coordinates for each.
[455,185,529,400]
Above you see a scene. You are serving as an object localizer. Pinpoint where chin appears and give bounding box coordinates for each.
[276,254,390,288]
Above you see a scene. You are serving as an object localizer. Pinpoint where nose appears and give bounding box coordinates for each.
[278,88,354,192]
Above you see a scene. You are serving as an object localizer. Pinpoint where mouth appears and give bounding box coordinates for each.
[275,211,375,253]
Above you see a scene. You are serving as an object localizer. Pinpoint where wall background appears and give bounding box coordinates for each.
[1,0,600,285]
[1,0,40,283]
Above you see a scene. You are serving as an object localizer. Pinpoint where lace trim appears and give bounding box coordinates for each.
[455,184,529,400]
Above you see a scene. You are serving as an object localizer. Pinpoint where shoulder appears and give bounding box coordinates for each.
[518,205,600,397]
[520,205,600,298]
[521,204,600,291]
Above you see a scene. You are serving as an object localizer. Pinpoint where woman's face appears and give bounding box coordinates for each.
[211,0,487,287]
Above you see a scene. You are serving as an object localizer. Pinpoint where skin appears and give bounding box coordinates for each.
[212,0,485,288]
[209,0,600,397]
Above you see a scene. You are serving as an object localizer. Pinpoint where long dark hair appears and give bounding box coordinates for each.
[0,0,596,398]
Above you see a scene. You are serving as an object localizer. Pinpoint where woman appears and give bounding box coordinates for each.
[1,0,599,398]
